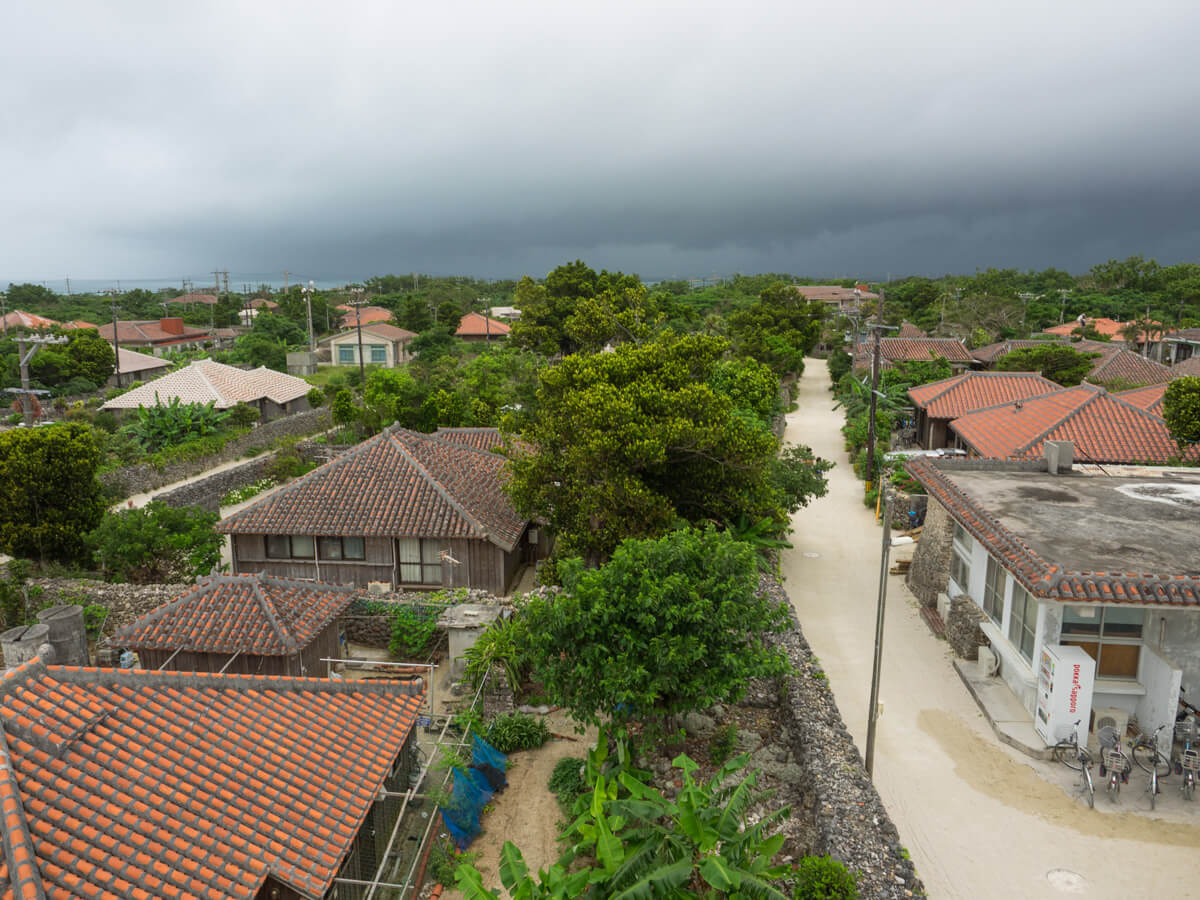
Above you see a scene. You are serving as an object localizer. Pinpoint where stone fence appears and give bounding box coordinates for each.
[101,407,332,499]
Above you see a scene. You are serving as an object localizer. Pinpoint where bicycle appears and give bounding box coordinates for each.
[1130,724,1171,810]
[1176,709,1199,801]
[1053,719,1095,809]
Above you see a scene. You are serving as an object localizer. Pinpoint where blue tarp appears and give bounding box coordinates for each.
[440,735,508,850]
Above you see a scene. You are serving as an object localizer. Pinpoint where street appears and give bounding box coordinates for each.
[779,358,1200,899]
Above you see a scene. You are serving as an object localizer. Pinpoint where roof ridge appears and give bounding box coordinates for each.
[1009,385,1103,458]
[111,581,209,646]
[389,431,492,541]
[0,724,46,900]
[250,574,298,653]
[48,665,425,697]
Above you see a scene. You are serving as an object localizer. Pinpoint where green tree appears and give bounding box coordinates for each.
[331,388,358,433]
[510,261,644,356]
[128,397,231,451]
[65,329,116,384]
[727,283,826,377]
[0,423,105,564]
[1163,376,1200,454]
[504,334,806,565]
[996,345,1099,386]
[28,348,71,386]
[86,502,224,583]
[520,526,792,728]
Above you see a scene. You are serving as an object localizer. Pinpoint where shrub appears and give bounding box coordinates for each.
[129,397,231,451]
[82,604,108,640]
[265,445,307,482]
[86,502,224,583]
[547,756,587,814]
[306,386,325,408]
[54,376,99,397]
[227,402,261,429]
[709,724,739,765]
[221,478,276,506]
[793,855,859,900]
[486,711,550,753]
[388,604,441,658]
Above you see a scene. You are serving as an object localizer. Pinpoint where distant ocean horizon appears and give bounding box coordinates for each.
[2,274,361,294]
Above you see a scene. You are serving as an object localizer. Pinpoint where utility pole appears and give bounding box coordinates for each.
[283,271,290,294]
[0,290,7,336]
[864,288,887,492]
[302,280,316,351]
[65,277,71,297]
[15,335,67,425]
[105,290,122,387]
[348,287,367,383]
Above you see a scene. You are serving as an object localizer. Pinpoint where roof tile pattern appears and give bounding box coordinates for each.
[1172,356,1200,376]
[218,427,525,550]
[0,661,422,899]
[328,323,417,343]
[908,371,1060,419]
[0,312,58,331]
[169,293,218,306]
[435,427,506,451]
[1043,317,1161,341]
[1088,348,1173,385]
[97,319,210,345]
[1112,383,1166,417]
[113,574,356,656]
[948,384,1192,464]
[337,307,392,328]
[115,347,171,375]
[455,313,511,337]
[103,360,310,410]
[905,457,1200,606]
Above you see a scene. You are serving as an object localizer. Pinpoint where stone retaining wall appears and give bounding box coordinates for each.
[947,595,989,660]
[101,407,332,498]
[763,575,923,898]
[906,495,954,608]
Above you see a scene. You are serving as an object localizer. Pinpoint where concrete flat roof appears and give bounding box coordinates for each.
[941,466,1200,578]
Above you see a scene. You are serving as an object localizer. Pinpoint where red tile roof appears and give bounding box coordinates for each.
[59,321,99,331]
[169,292,218,305]
[0,659,422,898]
[1042,317,1162,341]
[113,574,356,656]
[1172,356,1200,377]
[859,337,973,366]
[896,321,928,339]
[1112,383,1166,417]
[455,312,511,337]
[0,311,58,331]
[904,457,1200,606]
[337,306,393,328]
[970,339,1070,364]
[1086,347,1173,386]
[908,371,1061,419]
[217,426,527,550]
[794,285,878,304]
[948,384,1193,464]
[97,319,211,346]
[435,427,506,451]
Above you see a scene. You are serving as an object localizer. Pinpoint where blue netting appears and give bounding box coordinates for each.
[439,735,508,850]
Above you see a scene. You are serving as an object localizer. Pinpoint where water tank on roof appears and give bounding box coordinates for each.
[1,623,52,668]
[37,605,90,667]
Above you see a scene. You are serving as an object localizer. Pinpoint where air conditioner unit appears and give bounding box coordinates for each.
[1093,706,1129,744]
[977,646,999,679]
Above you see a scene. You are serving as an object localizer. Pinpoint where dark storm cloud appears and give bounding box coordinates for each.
[3,1,1200,282]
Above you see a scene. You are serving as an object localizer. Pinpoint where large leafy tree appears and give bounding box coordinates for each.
[509,260,645,356]
[64,328,116,383]
[504,334,811,565]
[996,344,1099,386]
[727,282,826,378]
[86,502,223,583]
[1164,376,1200,454]
[0,423,105,564]
[520,526,792,727]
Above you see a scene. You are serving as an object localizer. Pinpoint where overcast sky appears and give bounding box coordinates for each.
[4,1,1200,284]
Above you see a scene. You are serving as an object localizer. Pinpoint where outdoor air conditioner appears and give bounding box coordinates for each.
[977,646,999,679]
[1093,706,1129,743]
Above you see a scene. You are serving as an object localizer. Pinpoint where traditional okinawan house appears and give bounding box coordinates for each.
[852,337,974,374]
[1084,346,1173,387]
[1161,327,1200,365]
[97,316,212,355]
[946,383,1197,465]
[455,312,511,342]
[907,371,1060,449]
[1112,383,1167,418]
[109,346,171,387]
[112,573,355,676]
[102,358,311,420]
[793,284,879,311]
[217,426,542,593]
[324,322,418,368]
[904,451,1199,750]
[0,656,424,898]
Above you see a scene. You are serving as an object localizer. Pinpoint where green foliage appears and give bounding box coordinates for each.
[0,563,44,628]
[220,478,276,506]
[264,442,310,483]
[728,282,827,377]
[827,349,852,384]
[86,501,223,583]
[64,329,116,384]
[548,757,587,815]
[388,603,442,658]
[505,333,810,565]
[509,261,646,356]
[128,397,231,451]
[231,312,306,371]
[82,604,108,640]
[305,386,324,408]
[0,424,105,564]
[463,615,531,691]
[227,402,260,429]
[890,467,925,494]
[709,724,739,766]
[996,344,1099,386]
[521,526,792,728]
[792,856,859,900]
[771,444,834,515]
[331,388,358,431]
[1164,376,1200,453]
[486,711,550,753]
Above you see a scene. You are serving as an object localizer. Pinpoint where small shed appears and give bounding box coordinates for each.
[112,572,356,676]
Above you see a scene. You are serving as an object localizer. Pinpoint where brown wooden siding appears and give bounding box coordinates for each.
[132,620,343,678]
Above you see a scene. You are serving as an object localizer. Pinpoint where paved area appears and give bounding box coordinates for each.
[779,358,1200,900]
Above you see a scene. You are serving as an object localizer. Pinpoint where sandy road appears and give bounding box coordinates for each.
[779,359,1200,899]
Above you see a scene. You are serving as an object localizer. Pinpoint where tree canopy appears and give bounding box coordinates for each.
[996,344,1099,386]
[0,423,105,564]
[520,526,792,728]
[1164,376,1200,454]
[86,502,224,583]
[503,333,824,566]
[509,261,647,356]
[727,282,826,377]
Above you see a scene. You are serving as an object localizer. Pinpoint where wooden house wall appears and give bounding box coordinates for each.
[133,621,341,678]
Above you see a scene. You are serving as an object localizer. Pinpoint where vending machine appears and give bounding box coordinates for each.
[1034,644,1097,745]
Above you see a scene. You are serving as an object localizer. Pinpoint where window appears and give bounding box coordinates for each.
[949,523,972,594]
[1061,606,1143,679]
[338,345,356,364]
[1009,584,1037,661]
[265,535,314,559]
[982,557,1006,623]
[369,344,387,364]
[318,536,367,561]
[398,538,444,585]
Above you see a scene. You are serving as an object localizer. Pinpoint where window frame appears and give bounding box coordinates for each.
[982,557,1006,623]
[398,538,445,585]
[1008,584,1037,661]
[317,536,367,561]
[338,345,356,364]
[1061,605,1144,680]
[368,344,388,364]
[264,535,315,560]
[949,522,973,595]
